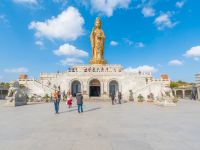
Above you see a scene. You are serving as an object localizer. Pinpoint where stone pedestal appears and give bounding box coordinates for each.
[155,98,176,107]
[89,59,107,65]
[5,91,27,107]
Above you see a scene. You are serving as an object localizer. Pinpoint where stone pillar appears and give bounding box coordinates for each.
[83,81,89,100]
[182,90,185,99]
[174,90,177,97]
[197,88,200,100]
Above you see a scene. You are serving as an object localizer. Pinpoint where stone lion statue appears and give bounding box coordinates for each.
[7,81,20,98]
[5,81,27,106]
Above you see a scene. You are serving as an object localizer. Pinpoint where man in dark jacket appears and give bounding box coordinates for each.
[76,93,83,113]
[118,92,122,104]
[57,90,61,112]
[110,92,115,105]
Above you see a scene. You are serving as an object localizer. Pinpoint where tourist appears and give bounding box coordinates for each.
[110,92,115,105]
[57,90,61,112]
[66,94,72,108]
[118,92,122,104]
[53,90,59,114]
[62,90,65,101]
[76,92,83,113]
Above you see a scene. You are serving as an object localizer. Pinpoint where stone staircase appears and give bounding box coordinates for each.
[132,81,163,98]
[25,79,55,97]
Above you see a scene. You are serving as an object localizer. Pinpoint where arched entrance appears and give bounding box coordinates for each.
[185,90,192,99]
[176,90,183,98]
[109,80,119,96]
[71,80,81,97]
[89,79,101,97]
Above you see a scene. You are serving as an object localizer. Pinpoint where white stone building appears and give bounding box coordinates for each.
[19,64,170,101]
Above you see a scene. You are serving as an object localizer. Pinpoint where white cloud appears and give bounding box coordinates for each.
[13,0,38,5]
[168,59,183,66]
[35,40,44,47]
[135,42,145,48]
[142,7,155,17]
[29,6,84,41]
[123,39,145,48]
[82,0,131,17]
[157,64,163,68]
[123,38,134,46]
[184,46,200,59]
[4,67,29,73]
[176,1,185,8]
[110,41,118,46]
[154,13,177,30]
[54,43,88,57]
[60,58,83,66]
[124,65,157,73]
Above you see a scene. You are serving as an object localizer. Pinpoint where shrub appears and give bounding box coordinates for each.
[43,94,50,102]
[138,94,144,102]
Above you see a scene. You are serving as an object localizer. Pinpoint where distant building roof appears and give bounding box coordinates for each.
[160,74,169,80]
[19,74,28,80]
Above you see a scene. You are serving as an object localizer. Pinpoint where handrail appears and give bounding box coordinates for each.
[132,81,158,94]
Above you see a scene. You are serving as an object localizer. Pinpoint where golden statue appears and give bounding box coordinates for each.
[89,17,107,64]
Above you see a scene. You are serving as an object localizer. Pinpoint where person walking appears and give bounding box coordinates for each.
[76,92,83,113]
[118,92,122,104]
[62,90,66,101]
[57,90,61,112]
[110,92,115,105]
[53,90,59,114]
[66,93,73,108]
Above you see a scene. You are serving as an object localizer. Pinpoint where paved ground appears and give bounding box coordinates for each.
[0,100,200,150]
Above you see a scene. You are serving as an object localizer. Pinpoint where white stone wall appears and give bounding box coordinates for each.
[196,73,200,100]
[19,64,169,101]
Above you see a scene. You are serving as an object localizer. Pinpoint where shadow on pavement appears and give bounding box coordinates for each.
[84,107,101,113]
[59,107,101,113]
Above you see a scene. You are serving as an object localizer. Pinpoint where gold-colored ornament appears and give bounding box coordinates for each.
[89,17,107,65]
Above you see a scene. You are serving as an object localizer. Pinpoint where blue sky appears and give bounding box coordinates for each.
[0,0,200,82]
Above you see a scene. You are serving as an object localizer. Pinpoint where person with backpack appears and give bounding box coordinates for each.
[76,92,83,113]
[53,90,59,114]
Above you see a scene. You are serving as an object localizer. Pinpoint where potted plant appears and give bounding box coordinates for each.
[44,94,50,102]
[173,97,179,103]
[138,94,144,102]
[147,93,154,102]
[129,90,134,101]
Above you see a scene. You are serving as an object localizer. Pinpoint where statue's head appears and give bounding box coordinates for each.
[95,17,101,29]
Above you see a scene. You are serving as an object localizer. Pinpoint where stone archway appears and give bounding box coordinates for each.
[89,79,101,97]
[71,80,81,97]
[109,80,119,96]
[185,90,192,99]
[176,90,183,98]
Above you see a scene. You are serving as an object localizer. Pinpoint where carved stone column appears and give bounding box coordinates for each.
[182,90,185,99]
[197,87,200,100]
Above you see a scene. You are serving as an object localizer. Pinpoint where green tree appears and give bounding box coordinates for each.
[0,82,10,88]
[170,82,178,88]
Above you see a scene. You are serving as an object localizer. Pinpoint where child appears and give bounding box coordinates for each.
[66,94,72,108]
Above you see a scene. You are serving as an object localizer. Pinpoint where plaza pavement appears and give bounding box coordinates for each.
[0,99,200,150]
